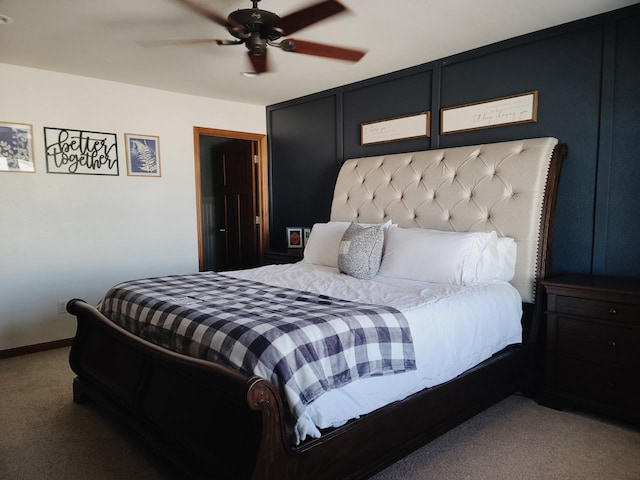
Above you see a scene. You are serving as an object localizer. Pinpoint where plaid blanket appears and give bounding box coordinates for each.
[98,272,416,424]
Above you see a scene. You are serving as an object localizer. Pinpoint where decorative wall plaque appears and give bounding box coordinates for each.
[44,127,119,175]
[361,112,430,145]
[441,91,538,134]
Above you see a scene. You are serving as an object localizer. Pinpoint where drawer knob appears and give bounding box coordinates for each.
[607,339,617,347]
[608,308,617,315]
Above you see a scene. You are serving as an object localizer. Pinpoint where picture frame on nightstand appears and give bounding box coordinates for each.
[286,227,303,248]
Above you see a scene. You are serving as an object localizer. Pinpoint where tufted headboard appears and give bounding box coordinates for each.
[330,137,566,303]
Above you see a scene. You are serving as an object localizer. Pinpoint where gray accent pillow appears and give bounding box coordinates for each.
[337,222,384,279]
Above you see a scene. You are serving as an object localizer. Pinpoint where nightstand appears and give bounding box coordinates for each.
[263,248,304,265]
[539,274,640,423]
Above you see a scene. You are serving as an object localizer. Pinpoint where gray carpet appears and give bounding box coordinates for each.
[1,347,639,480]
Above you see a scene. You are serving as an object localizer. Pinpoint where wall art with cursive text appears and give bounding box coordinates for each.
[440,91,538,134]
[44,127,119,175]
[361,112,430,145]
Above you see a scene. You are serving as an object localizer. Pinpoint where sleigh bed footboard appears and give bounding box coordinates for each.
[67,299,292,480]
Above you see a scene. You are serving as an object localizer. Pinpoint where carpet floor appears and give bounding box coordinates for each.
[1,347,639,479]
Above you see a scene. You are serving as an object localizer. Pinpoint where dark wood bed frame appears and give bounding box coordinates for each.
[68,143,567,480]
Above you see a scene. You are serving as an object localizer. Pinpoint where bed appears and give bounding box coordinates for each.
[68,137,567,479]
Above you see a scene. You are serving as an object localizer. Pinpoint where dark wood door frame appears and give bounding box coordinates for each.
[193,127,269,272]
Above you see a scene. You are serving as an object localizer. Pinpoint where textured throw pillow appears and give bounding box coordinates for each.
[303,220,395,268]
[337,223,384,279]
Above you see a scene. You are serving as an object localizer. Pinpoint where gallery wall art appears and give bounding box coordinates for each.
[44,127,119,175]
[125,133,161,177]
[0,121,35,173]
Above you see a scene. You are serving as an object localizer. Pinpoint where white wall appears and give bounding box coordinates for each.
[0,63,266,351]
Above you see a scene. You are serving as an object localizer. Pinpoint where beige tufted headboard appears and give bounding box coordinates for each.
[330,137,563,303]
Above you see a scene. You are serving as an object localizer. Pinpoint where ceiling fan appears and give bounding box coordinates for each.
[154,0,366,74]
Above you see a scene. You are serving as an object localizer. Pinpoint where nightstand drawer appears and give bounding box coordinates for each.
[558,356,640,412]
[554,296,639,324]
[556,316,640,367]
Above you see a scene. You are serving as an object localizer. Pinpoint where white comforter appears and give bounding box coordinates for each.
[227,262,523,443]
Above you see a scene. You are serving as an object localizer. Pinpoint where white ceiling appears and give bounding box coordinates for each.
[0,0,636,106]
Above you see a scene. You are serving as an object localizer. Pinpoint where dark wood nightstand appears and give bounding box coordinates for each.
[263,248,304,265]
[539,274,640,424]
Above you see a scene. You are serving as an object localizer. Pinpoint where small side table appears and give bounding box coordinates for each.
[539,274,640,424]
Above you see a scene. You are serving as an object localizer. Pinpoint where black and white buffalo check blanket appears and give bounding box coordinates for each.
[98,271,416,426]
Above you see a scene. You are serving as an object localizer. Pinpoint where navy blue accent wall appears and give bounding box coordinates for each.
[594,13,640,277]
[266,5,640,278]
[438,26,604,275]
[342,71,433,159]
[268,95,338,250]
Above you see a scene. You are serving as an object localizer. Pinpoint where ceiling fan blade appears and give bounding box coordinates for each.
[281,39,366,62]
[173,0,243,29]
[280,0,348,35]
[248,51,269,74]
[138,38,224,47]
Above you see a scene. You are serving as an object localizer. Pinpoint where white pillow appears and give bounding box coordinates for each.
[303,220,394,268]
[303,221,351,267]
[495,236,517,281]
[378,227,500,285]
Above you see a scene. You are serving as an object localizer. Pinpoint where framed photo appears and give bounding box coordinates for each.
[0,121,35,172]
[125,133,161,177]
[287,227,303,249]
[303,227,311,246]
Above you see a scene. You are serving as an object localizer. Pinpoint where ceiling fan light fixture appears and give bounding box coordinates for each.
[246,34,268,54]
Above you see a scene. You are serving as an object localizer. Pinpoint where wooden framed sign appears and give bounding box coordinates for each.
[361,111,430,145]
[441,91,538,134]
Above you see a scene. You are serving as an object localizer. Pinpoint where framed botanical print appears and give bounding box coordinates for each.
[125,133,161,177]
[0,121,35,172]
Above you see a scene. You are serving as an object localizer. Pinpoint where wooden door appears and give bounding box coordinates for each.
[211,139,259,271]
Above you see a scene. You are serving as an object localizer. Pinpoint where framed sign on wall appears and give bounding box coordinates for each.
[441,91,538,134]
[361,112,430,145]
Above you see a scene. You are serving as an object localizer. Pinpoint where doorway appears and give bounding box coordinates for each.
[194,127,268,272]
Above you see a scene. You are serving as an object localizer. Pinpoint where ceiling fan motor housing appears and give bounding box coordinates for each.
[228,9,284,42]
